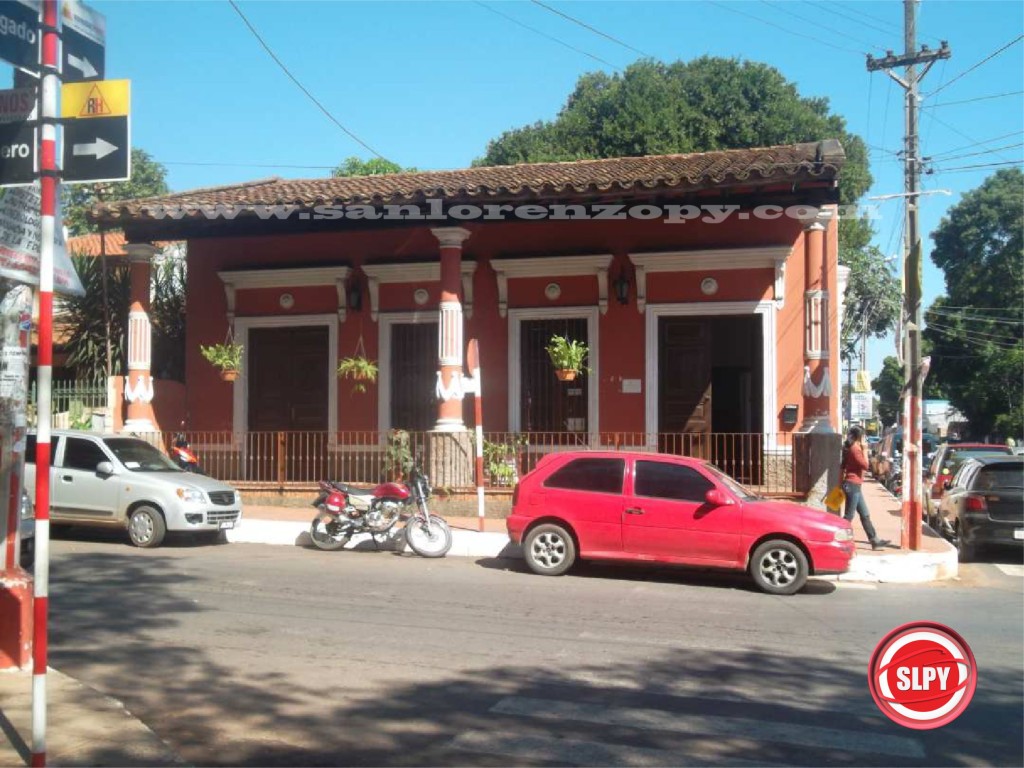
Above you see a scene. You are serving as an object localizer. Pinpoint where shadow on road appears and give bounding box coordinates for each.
[46,546,1022,767]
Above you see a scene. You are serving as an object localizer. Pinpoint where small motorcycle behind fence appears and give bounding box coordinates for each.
[309,465,452,558]
[172,431,204,474]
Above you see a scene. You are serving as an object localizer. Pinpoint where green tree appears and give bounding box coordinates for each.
[332,156,415,177]
[61,253,130,382]
[477,58,898,345]
[872,355,904,427]
[150,251,187,383]
[923,168,1024,439]
[64,148,170,236]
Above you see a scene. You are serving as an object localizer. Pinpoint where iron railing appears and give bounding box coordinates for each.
[128,430,796,494]
[29,380,107,429]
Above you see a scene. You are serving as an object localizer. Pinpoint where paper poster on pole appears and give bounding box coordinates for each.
[0,183,84,295]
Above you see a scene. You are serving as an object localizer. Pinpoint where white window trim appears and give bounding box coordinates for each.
[218,266,352,323]
[507,306,600,442]
[629,246,791,312]
[377,310,440,437]
[362,262,477,321]
[232,314,338,446]
[490,254,614,317]
[644,301,778,449]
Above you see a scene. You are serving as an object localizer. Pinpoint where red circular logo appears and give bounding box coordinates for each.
[868,622,977,729]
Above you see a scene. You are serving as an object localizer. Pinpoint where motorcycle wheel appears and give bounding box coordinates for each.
[405,514,452,558]
[309,511,351,551]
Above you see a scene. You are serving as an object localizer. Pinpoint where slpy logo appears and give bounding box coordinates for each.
[869,621,977,729]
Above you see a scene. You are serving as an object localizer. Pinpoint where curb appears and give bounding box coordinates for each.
[229,519,956,583]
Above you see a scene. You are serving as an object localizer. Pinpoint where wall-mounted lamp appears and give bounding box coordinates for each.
[348,279,362,312]
[781,404,800,426]
[613,272,630,305]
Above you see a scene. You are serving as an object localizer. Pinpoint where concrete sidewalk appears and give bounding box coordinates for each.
[232,478,957,584]
[0,668,183,767]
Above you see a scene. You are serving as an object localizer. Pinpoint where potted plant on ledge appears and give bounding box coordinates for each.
[546,334,589,382]
[200,342,244,382]
[338,355,379,394]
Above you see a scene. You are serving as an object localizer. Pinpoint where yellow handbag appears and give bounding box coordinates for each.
[823,485,846,513]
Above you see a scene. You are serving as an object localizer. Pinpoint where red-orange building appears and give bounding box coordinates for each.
[94,141,850,491]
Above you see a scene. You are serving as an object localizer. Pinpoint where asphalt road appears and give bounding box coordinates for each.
[47,532,1023,767]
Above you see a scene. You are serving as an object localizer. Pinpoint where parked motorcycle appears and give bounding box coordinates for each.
[171,431,204,474]
[309,465,452,557]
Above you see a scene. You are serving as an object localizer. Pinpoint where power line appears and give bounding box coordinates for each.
[926,34,1024,98]
[928,142,1024,164]
[926,320,1021,347]
[927,112,1015,163]
[529,0,652,58]
[473,1,617,68]
[928,130,1024,159]
[803,0,901,39]
[923,90,1024,109]
[929,160,1024,173]
[227,0,389,161]
[763,1,885,52]
[931,305,1024,311]
[708,1,864,55]
[928,308,1024,326]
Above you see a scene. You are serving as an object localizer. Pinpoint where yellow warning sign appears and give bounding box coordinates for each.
[61,79,130,119]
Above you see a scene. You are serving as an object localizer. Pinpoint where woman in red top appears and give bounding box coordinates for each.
[842,425,891,550]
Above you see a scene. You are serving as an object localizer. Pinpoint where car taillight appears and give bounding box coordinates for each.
[965,495,987,512]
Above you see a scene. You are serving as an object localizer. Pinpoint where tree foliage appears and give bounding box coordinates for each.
[477,57,899,345]
[923,168,1024,439]
[62,253,130,382]
[872,355,903,427]
[332,156,415,177]
[64,148,170,236]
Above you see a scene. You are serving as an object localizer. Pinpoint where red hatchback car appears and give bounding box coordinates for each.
[507,451,855,595]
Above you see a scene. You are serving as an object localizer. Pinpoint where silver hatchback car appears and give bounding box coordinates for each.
[23,430,242,547]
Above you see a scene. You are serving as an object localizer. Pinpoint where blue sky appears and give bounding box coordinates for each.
[80,0,1024,373]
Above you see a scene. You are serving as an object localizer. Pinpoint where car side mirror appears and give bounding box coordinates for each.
[96,461,116,476]
[705,489,735,507]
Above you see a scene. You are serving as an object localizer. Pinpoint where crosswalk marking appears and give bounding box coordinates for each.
[490,696,925,759]
[450,730,772,767]
[994,563,1024,577]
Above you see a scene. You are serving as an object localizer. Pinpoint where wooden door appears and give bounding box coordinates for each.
[248,326,329,482]
[390,322,439,431]
[658,318,711,455]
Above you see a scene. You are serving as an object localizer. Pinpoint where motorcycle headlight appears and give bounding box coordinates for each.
[20,491,32,520]
[176,487,205,503]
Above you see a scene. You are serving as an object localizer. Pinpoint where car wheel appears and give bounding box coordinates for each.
[523,523,576,576]
[128,505,167,548]
[955,521,976,563]
[749,539,809,596]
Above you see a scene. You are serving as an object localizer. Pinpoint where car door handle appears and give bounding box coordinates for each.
[62,475,73,482]
[625,507,645,515]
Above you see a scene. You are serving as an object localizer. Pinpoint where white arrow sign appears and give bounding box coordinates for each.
[73,137,117,160]
[66,53,99,79]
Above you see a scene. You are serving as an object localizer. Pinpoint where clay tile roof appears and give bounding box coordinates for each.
[66,230,179,256]
[93,140,845,222]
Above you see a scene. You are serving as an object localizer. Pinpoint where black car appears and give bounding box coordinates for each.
[938,455,1024,561]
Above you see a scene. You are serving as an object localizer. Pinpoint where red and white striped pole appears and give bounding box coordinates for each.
[467,339,484,532]
[33,1,59,765]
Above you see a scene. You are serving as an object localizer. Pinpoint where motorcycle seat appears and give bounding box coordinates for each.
[329,481,377,497]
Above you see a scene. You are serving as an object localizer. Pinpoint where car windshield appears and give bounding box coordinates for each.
[103,438,180,472]
[703,463,758,500]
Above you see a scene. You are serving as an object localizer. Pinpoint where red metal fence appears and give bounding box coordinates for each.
[138,430,796,495]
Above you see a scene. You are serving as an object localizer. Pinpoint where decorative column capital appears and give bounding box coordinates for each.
[124,243,160,263]
[430,227,471,249]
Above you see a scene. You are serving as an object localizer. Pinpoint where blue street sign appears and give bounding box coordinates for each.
[0,1,40,73]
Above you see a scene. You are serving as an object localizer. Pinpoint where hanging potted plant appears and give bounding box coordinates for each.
[546,334,589,382]
[200,342,244,382]
[338,336,378,394]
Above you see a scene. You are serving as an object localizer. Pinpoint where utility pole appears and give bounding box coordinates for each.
[867,1,950,551]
